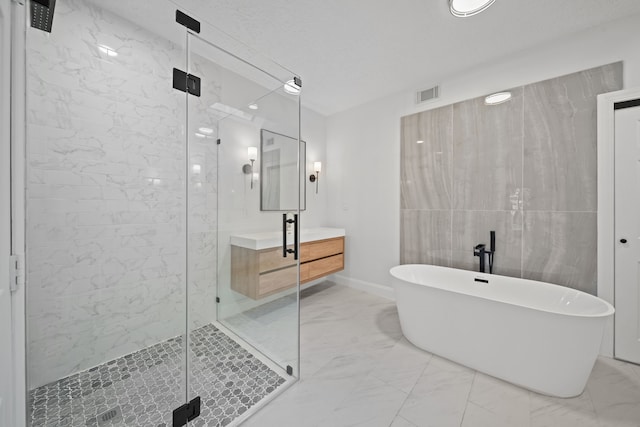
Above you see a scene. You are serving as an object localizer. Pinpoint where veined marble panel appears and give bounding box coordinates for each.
[401,106,452,210]
[452,87,523,211]
[400,63,620,296]
[522,211,597,294]
[451,210,522,278]
[400,210,451,267]
[523,62,622,212]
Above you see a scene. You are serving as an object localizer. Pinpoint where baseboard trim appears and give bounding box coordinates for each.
[331,274,395,301]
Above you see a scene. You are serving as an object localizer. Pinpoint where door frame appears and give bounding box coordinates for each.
[597,86,640,358]
[9,0,27,425]
[1,0,14,425]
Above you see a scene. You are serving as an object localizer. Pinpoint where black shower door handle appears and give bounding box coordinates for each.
[282,214,298,260]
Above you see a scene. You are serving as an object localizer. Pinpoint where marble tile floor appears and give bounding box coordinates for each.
[222,293,298,373]
[29,324,287,427]
[244,281,640,427]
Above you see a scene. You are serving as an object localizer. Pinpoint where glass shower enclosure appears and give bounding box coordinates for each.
[23,1,301,425]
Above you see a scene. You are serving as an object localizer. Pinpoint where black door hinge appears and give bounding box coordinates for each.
[217,138,221,145]
[614,98,640,110]
[176,10,200,33]
[286,365,293,376]
[173,396,201,427]
[216,297,220,303]
[173,68,201,97]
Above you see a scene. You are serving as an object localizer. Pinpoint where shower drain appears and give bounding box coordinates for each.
[96,406,122,426]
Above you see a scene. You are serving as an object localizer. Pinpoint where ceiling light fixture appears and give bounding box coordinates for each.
[449,0,496,17]
[484,91,512,105]
[198,127,214,135]
[416,140,424,144]
[248,103,258,110]
[284,77,302,95]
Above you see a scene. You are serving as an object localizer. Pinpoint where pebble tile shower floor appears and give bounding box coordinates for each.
[29,324,287,427]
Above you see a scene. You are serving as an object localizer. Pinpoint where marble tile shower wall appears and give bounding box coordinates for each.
[26,0,217,388]
[400,63,623,294]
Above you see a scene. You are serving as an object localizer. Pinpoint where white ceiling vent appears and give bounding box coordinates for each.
[417,86,439,104]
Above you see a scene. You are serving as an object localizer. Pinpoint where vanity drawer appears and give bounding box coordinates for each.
[301,254,344,283]
[259,246,296,272]
[300,237,344,262]
[258,266,297,297]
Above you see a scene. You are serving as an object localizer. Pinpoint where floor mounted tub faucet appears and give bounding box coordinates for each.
[473,231,496,274]
[474,244,487,273]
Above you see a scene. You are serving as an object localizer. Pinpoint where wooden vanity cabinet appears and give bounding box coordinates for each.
[231,236,344,299]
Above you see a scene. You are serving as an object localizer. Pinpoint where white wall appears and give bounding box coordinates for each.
[326,13,640,294]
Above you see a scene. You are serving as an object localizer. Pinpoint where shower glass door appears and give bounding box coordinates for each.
[24,1,188,426]
[186,20,301,423]
[24,0,299,424]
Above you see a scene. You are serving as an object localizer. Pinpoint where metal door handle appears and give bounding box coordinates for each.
[292,214,298,260]
[282,214,288,257]
[620,238,628,244]
[282,214,298,260]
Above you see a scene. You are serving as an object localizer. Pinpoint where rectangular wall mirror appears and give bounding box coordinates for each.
[260,129,306,211]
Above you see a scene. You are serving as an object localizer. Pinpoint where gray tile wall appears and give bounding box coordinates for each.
[400,63,622,294]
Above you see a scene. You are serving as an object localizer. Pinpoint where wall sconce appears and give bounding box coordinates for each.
[309,161,322,194]
[242,146,258,189]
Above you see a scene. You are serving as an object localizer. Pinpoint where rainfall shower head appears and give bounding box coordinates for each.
[30,0,56,33]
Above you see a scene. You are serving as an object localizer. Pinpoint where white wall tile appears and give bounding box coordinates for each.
[25,0,211,389]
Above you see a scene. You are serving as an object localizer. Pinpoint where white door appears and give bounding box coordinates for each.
[0,0,14,424]
[614,101,640,364]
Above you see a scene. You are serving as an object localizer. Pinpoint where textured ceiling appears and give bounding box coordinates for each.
[89,0,640,115]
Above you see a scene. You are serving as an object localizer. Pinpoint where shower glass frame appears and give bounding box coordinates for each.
[185,16,302,417]
[22,0,301,424]
[23,2,190,425]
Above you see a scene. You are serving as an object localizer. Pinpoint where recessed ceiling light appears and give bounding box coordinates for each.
[416,140,424,144]
[449,0,496,17]
[198,127,214,134]
[484,92,512,105]
[248,103,258,110]
[194,133,206,138]
[284,79,301,95]
[98,44,118,57]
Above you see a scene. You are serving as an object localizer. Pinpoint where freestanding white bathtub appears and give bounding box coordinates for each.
[390,264,615,398]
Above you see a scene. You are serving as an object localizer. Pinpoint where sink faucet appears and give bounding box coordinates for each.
[473,231,496,274]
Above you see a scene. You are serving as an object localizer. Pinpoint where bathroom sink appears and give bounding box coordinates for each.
[230,227,345,250]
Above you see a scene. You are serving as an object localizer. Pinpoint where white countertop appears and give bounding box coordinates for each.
[230,227,345,250]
